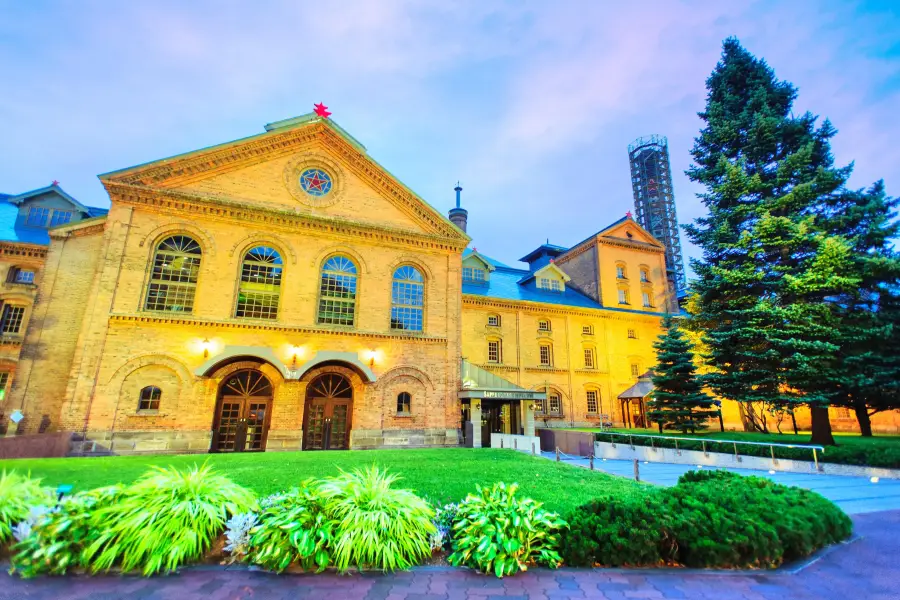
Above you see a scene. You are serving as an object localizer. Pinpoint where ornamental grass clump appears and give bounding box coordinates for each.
[244,484,335,573]
[0,470,54,546]
[448,482,567,578]
[318,466,435,572]
[11,486,123,578]
[82,463,257,576]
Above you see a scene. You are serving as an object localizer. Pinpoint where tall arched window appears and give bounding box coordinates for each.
[145,235,202,313]
[391,265,424,331]
[235,246,282,320]
[318,255,358,326]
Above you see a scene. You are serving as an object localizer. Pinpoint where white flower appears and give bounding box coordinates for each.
[223,512,258,555]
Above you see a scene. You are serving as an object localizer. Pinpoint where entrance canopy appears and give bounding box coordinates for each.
[457,360,546,401]
[618,371,654,400]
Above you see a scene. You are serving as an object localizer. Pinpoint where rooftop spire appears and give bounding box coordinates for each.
[454,181,462,208]
[448,182,468,233]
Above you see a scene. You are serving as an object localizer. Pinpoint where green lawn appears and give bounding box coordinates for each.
[0,448,647,514]
[573,428,900,468]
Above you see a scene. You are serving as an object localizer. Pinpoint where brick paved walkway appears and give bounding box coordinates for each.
[1,510,896,600]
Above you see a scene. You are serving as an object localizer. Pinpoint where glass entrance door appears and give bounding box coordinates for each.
[212,370,273,452]
[303,374,353,450]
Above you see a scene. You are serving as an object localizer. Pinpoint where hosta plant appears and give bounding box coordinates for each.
[245,484,334,573]
[10,486,123,578]
[449,482,567,577]
[82,464,257,575]
[0,470,53,545]
[318,466,435,572]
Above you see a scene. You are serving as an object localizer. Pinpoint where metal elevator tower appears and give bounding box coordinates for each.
[627,135,686,292]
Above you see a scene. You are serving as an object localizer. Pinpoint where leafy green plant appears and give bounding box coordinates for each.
[448,482,567,577]
[318,466,435,572]
[0,470,53,545]
[10,486,123,578]
[560,495,675,567]
[82,463,257,575]
[245,484,334,573]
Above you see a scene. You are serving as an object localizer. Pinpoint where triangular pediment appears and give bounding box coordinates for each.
[599,218,663,248]
[100,115,467,241]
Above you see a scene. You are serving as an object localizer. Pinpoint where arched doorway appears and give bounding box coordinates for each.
[303,373,353,450]
[211,369,273,452]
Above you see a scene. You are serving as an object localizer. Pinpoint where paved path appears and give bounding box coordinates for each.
[1,510,896,600]
[542,451,900,515]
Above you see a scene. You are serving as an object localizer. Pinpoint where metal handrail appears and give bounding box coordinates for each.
[596,431,824,452]
[595,431,826,470]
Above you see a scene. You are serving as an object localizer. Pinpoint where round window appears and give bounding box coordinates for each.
[299,168,333,197]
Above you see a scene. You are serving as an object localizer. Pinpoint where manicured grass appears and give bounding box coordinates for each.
[572,428,900,468]
[0,448,647,514]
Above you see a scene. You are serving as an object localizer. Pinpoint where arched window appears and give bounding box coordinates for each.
[391,265,424,331]
[397,392,411,415]
[138,386,161,411]
[616,262,628,279]
[318,255,358,326]
[235,246,282,320]
[145,235,202,313]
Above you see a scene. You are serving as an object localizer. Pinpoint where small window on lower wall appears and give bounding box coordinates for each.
[138,386,162,411]
[396,392,411,415]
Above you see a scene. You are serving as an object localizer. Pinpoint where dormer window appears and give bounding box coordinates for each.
[537,277,562,292]
[26,207,50,227]
[50,210,73,227]
[462,267,486,283]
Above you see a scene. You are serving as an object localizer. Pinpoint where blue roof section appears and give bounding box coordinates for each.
[0,201,50,244]
[462,248,510,269]
[462,249,664,317]
[464,264,603,310]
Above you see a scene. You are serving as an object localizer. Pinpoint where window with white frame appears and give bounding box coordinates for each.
[582,324,593,335]
[548,391,561,415]
[618,287,630,304]
[538,319,551,332]
[318,255,358,326]
[538,278,562,292]
[0,305,26,334]
[487,314,500,327]
[586,390,599,414]
[539,344,553,366]
[642,291,652,308]
[235,246,283,320]
[462,267,486,283]
[144,235,202,313]
[391,265,424,331]
[616,264,627,279]
[640,268,650,283]
[534,398,544,413]
[627,328,637,339]
[583,348,595,369]
[631,363,641,378]
[49,210,73,227]
[488,340,502,363]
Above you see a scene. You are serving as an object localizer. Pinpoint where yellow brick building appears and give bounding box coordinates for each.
[6,113,680,454]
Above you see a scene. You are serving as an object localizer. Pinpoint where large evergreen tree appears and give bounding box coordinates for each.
[647,316,714,434]
[684,38,865,445]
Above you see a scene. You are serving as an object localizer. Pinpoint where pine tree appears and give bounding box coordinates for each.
[647,316,714,434]
[684,38,863,445]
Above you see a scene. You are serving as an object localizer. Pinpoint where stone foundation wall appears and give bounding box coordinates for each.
[265,429,302,451]
[70,430,212,456]
[351,428,460,449]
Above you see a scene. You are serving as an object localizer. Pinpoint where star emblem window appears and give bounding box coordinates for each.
[299,168,333,197]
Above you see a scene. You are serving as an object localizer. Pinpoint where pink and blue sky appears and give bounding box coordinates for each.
[1,0,898,270]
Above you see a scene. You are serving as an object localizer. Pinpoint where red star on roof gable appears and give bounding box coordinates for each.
[313,102,331,118]
[626,211,633,218]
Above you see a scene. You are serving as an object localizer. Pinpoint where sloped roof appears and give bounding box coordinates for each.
[519,243,569,264]
[618,371,655,399]
[462,248,509,268]
[0,186,109,245]
[517,261,571,285]
[463,263,603,310]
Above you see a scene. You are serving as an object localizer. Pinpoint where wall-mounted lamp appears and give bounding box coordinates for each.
[528,403,535,411]
[473,400,481,410]
[363,349,377,367]
[201,338,211,359]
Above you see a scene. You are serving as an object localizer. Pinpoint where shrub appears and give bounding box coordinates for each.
[245,484,334,573]
[10,486,123,578]
[0,471,53,545]
[430,502,459,551]
[82,464,257,575]
[318,467,435,572]
[222,512,258,564]
[560,470,852,569]
[449,482,567,577]
[560,495,675,567]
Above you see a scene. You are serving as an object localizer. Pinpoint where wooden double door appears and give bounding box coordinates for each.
[303,373,353,450]
[212,370,273,452]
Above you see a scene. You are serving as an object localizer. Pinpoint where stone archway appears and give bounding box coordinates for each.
[211,368,274,452]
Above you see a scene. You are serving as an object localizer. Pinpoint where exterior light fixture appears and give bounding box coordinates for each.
[696,465,703,469]
[871,477,880,484]
[473,400,481,410]
[201,338,211,359]
[768,470,776,474]
[363,349,377,367]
